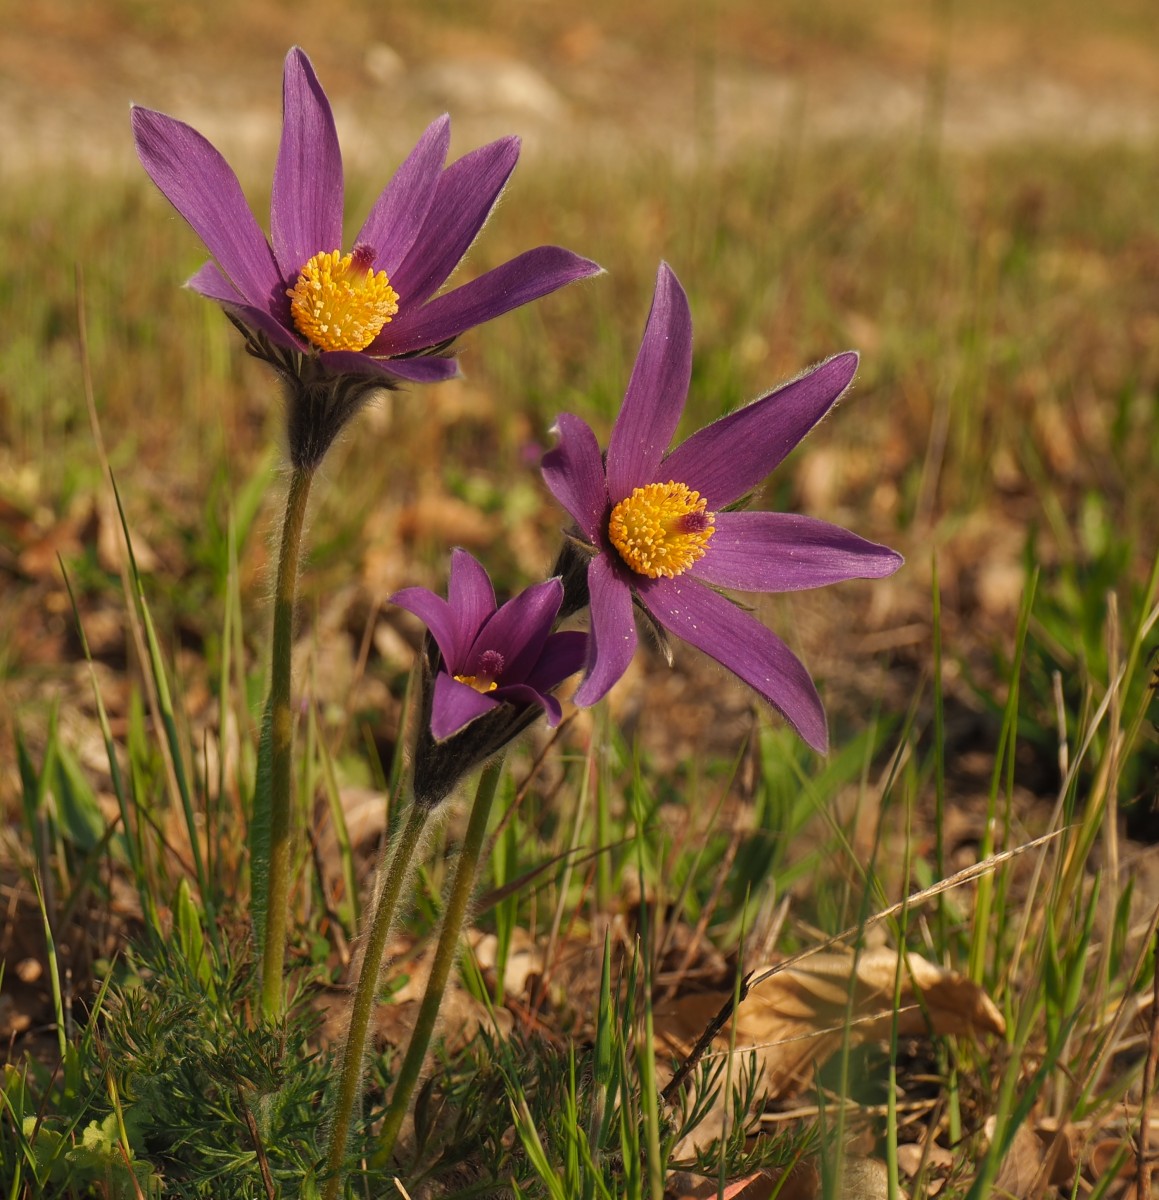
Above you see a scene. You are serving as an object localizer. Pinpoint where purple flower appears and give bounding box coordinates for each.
[541,263,903,753]
[392,550,586,742]
[130,47,600,394]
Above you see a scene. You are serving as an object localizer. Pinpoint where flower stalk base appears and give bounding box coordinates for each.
[377,755,507,1163]
[259,464,315,1022]
[322,801,430,1200]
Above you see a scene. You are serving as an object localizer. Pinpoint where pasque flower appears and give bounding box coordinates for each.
[131,47,600,465]
[541,263,903,753]
[392,550,587,805]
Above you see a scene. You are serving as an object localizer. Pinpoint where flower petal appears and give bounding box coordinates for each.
[316,350,461,383]
[448,549,496,657]
[355,115,451,276]
[691,512,903,592]
[187,261,305,350]
[470,578,563,682]
[373,247,601,356]
[388,136,521,308]
[638,577,828,752]
[606,262,692,502]
[541,413,608,544]
[496,682,563,726]
[131,105,281,306]
[271,48,344,278]
[523,630,589,694]
[390,586,462,669]
[574,555,637,707]
[431,673,499,740]
[661,352,859,510]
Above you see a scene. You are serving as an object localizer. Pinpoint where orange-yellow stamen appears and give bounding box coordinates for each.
[454,674,499,694]
[287,248,399,352]
[608,480,715,579]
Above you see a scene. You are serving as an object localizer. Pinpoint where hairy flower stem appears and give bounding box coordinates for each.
[378,756,507,1162]
[259,465,315,1022]
[323,801,429,1200]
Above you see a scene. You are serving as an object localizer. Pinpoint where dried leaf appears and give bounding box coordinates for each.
[657,946,1004,1153]
[896,1141,954,1195]
[396,494,496,547]
[989,1119,1046,1196]
[658,946,1004,1102]
[667,1160,819,1200]
[839,1158,894,1200]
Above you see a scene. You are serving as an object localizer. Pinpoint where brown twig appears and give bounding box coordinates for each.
[659,971,752,1105]
[237,1086,277,1200]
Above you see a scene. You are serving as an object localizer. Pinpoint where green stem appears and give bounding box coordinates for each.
[322,802,429,1200]
[259,465,314,1022]
[378,756,506,1163]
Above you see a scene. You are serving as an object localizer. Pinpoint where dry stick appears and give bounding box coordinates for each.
[1137,923,1159,1200]
[322,800,429,1200]
[259,464,315,1022]
[378,756,507,1163]
[237,1085,277,1200]
[659,828,1066,1106]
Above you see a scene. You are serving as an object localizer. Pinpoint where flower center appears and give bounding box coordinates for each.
[287,244,399,352]
[454,649,506,693]
[608,481,715,579]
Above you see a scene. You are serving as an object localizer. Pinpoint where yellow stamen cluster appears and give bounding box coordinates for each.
[608,480,715,579]
[454,674,499,694]
[287,249,399,352]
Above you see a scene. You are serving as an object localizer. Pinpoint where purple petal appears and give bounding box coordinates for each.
[606,263,692,502]
[638,577,828,752]
[448,549,496,656]
[690,512,903,592]
[431,673,499,740]
[373,247,601,357]
[131,106,281,306]
[661,352,859,510]
[271,48,344,278]
[496,682,563,726]
[388,136,521,308]
[523,630,589,694]
[355,115,451,276]
[573,555,637,707]
[187,261,305,351]
[316,350,462,383]
[541,413,608,544]
[390,586,463,670]
[470,578,563,682]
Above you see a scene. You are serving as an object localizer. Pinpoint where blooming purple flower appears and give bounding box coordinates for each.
[541,263,903,753]
[130,47,600,393]
[392,549,586,742]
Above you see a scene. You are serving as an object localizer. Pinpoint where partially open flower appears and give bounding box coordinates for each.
[131,47,601,467]
[541,263,903,754]
[392,550,586,807]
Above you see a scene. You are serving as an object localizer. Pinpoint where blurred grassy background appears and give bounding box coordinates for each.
[2,0,1158,780]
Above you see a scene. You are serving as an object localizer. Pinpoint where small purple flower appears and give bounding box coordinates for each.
[130,47,600,394]
[541,263,903,753]
[392,550,586,742]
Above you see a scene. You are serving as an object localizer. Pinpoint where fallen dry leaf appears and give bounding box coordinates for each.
[395,494,496,548]
[658,946,1005,1098]
[988,1119,1047,1197]
[984,1114,1077,1194]
[657,946,1004,1152]
[896,1140,955,1195]
[667,1159,820,1200]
